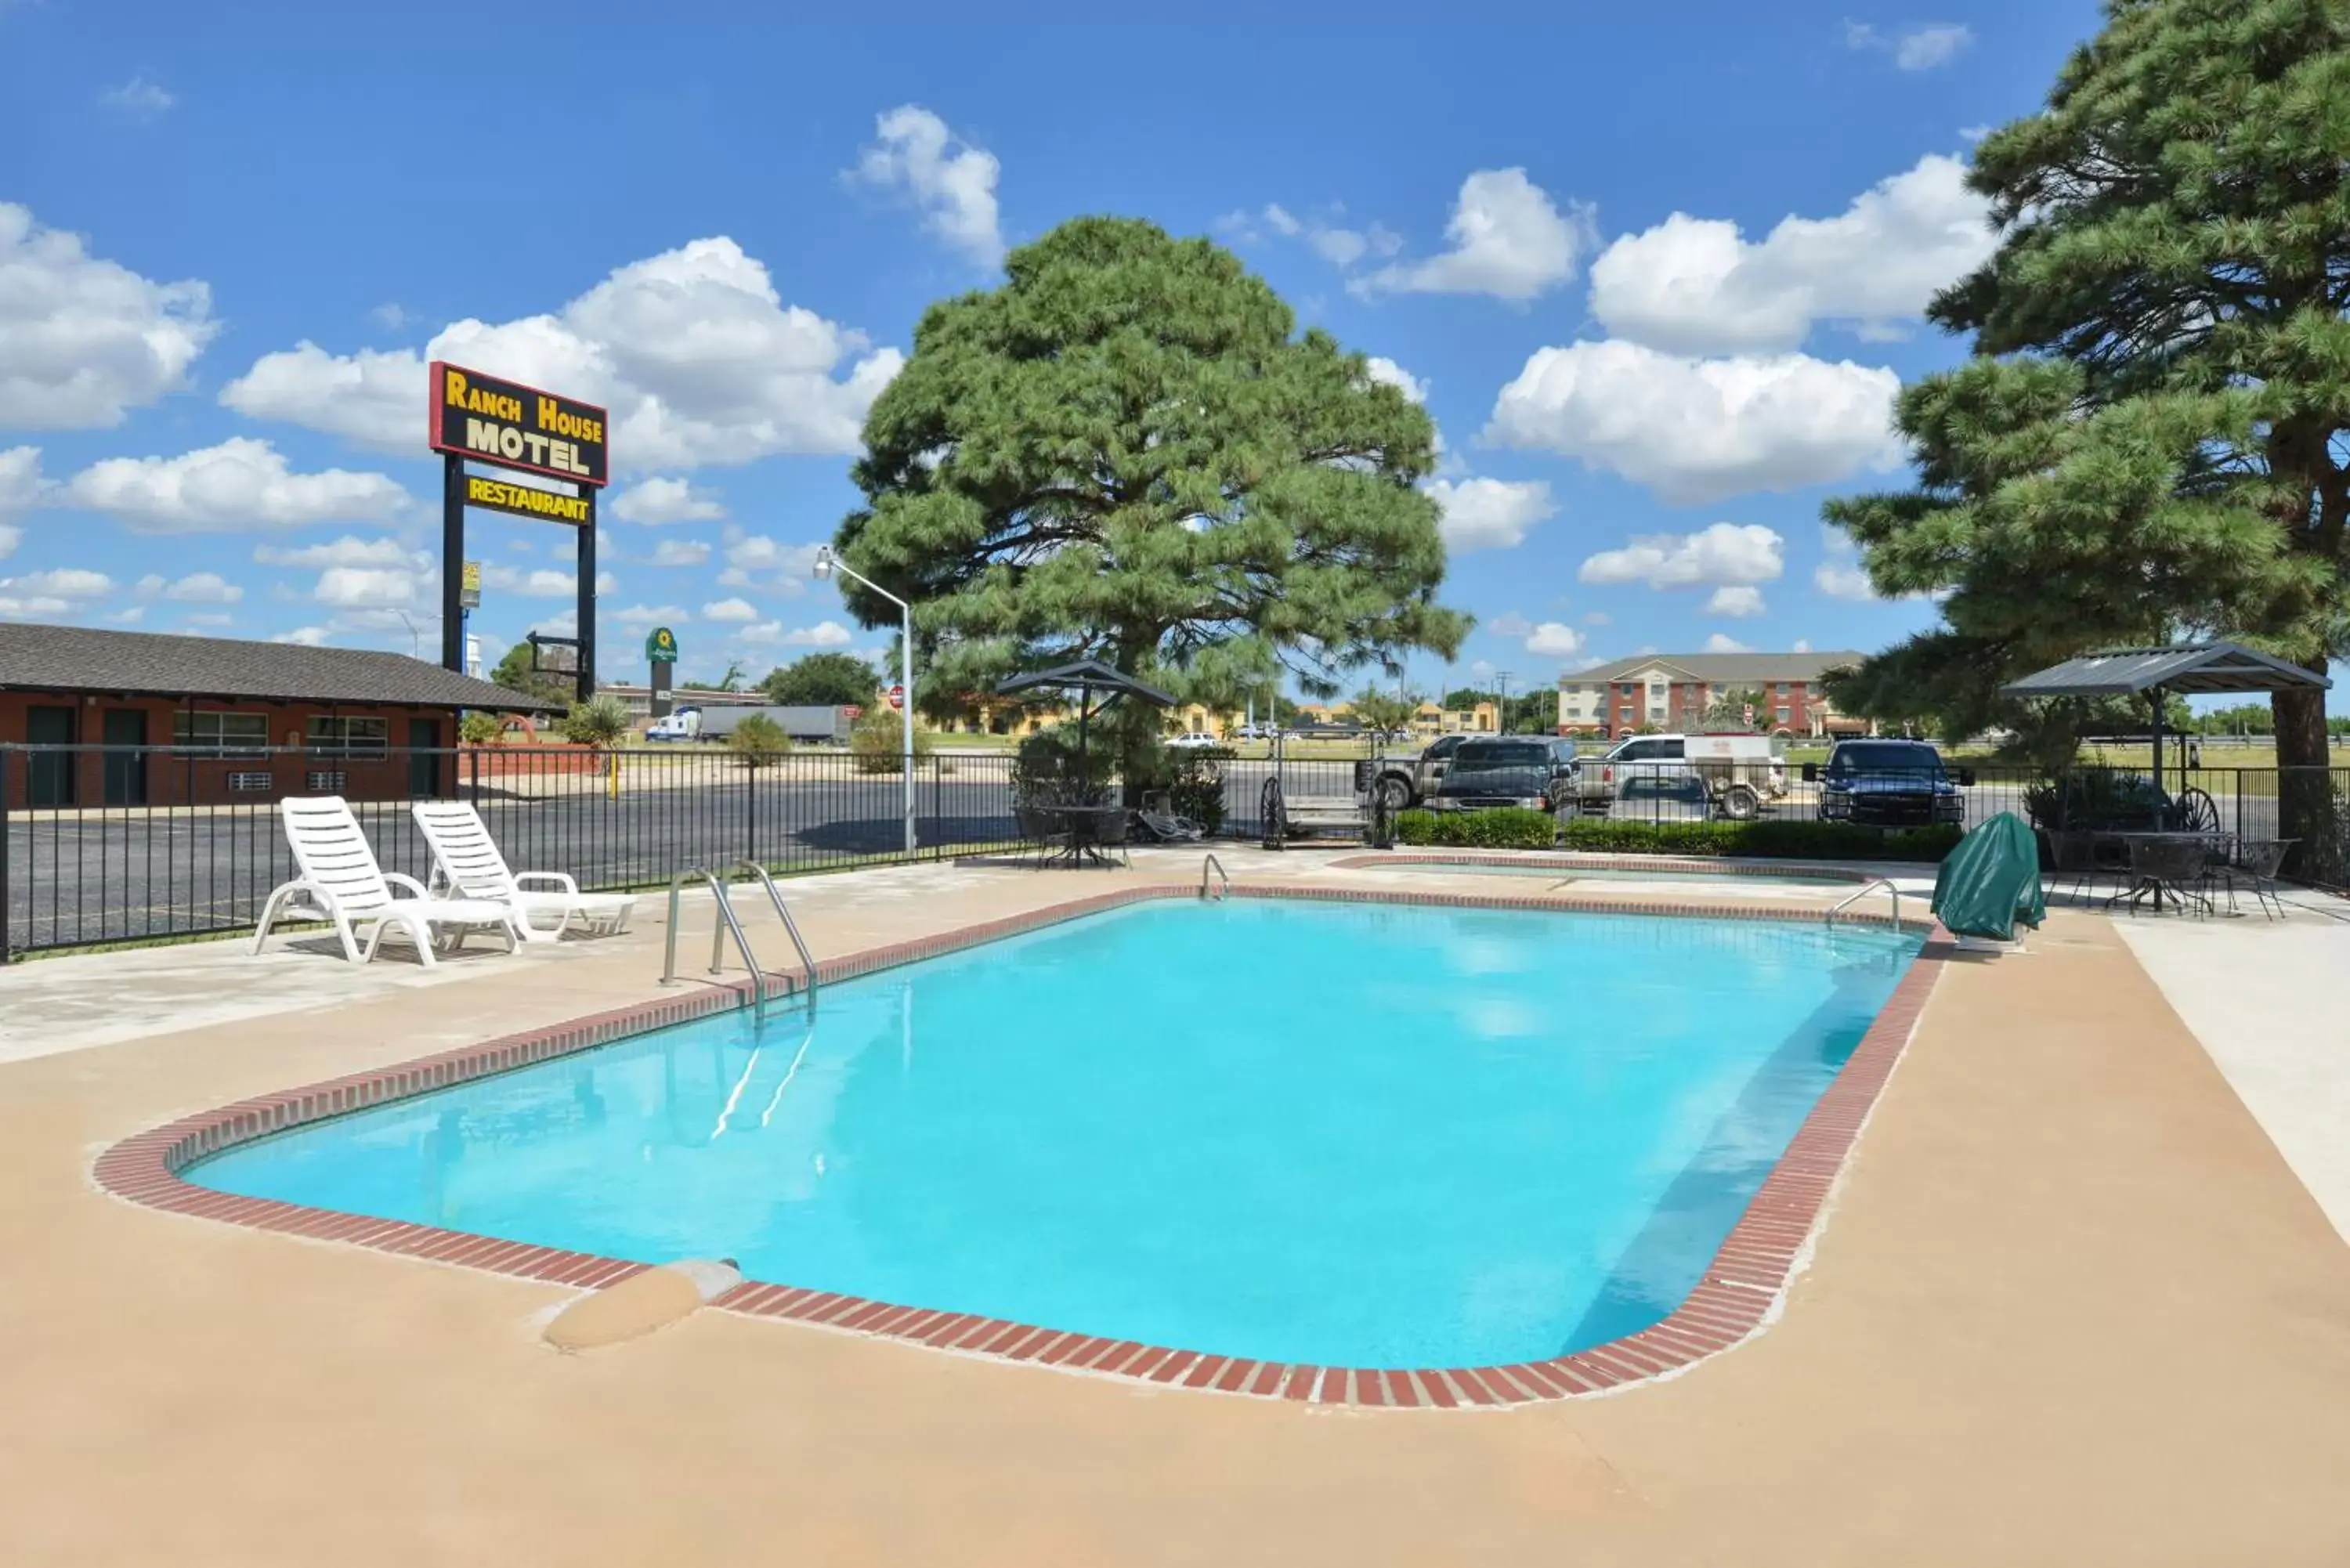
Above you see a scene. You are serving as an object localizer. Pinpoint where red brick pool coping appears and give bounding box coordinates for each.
[1331,851,1878,883]
[94,883,1953,1408]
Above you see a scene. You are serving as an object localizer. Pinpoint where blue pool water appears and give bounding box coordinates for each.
[191,901,1917,1367]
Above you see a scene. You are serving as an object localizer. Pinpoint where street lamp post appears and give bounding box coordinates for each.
[813,546,916,854]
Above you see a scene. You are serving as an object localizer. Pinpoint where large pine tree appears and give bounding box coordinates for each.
[1827,0,2350,826]
[831,217,1466,775]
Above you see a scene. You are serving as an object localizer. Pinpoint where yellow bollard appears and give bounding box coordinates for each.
[607,748,621,802]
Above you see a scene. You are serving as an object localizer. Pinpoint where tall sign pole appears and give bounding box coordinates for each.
[575,491,597,703]
[439,456,466,672]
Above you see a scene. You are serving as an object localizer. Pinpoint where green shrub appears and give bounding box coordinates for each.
[458,710,505,745]
[1549,818,1960,862]
[557,695,631,749]
[1392,807,1558,849]
[849,707,935,774]
[725,714,791,768]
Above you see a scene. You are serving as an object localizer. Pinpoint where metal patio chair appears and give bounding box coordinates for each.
[2213,837,2294,920]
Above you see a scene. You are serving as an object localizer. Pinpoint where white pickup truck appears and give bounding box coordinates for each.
[1567,732,1788,821]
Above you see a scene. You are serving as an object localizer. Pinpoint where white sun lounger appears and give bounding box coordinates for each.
[410,800,638,943]
[254,796,522,965]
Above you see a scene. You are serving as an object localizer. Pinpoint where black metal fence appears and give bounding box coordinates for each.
[0,744,1029,958]
[4,743,2345,957]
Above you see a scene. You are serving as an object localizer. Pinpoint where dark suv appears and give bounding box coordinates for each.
[1426,737,1579,811]
[1810,739,1969,827]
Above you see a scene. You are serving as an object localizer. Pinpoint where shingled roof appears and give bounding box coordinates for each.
[0,621,563,712]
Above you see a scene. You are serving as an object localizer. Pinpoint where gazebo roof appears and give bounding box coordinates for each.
[993,659,1177,707]
[2000,641,2330,699]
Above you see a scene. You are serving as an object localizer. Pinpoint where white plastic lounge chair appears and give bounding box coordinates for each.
[410,800,638,943]
[254,796,521,965]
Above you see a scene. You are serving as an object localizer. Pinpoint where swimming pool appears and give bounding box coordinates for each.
[186,898,1918,1370]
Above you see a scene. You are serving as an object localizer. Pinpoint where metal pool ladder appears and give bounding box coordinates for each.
[660,861,820,1023]
[1824,878,1902,931]
[1200,852,1230,901]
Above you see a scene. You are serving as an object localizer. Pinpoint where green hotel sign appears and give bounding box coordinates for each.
[645,627,679,664]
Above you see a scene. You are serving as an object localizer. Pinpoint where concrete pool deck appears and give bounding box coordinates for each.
[4,851,2348,1564]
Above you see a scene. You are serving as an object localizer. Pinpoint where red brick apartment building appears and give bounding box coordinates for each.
[0,621,559,809]
[1553,650,1873,739]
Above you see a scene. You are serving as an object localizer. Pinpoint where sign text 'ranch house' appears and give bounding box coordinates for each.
[428,361,610,488]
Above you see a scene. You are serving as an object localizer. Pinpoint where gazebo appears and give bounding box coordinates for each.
[2001,641,2330,779]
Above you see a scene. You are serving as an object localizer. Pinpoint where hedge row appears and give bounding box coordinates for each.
[1392,810,1961,862]
[1393,808,1557,849]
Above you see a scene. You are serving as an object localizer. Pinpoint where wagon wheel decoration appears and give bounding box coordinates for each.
[1260,776,1288,850]
[2171,785,2222,836]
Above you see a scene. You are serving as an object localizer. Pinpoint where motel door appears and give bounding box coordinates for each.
[102,710,148,807]
[409,719,443,798]
[26,705,75,807]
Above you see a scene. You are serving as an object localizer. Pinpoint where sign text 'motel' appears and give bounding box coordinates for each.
[429,361,609,489]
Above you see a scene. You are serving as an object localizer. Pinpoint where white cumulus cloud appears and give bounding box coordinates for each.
[1524,622,1587,657]
[1581,522,1784,589]
[312,567,421,609]
[1485,340,1904,504]
[849,105,1004,266]
[1363,356,1428,403]
[1704,632,1753,653]
[609,475,725,525]
[253,535,420,569]
[0,445,44,560]
[2,567,112,598]
[63,438,411,533]
[738,618,855,648]
[645,538,710,567]
[219,238,902,469]
[1424,476,1556,553]
[610,603,687,627]
[1356,169,1594,303]
[273,625,331,647]
[1705,584,1767,618]
[99,74,175,116]
[0,203,216,428]
[1487,610,1533,638]
[700,597,759,623]
[157,571,242,604]
[1588,154,1995,355]
[1848,21,1973,70]
[1814,561,1879,601]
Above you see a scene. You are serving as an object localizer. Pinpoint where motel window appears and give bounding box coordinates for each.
[306,715,389,759]
[172,710,269,759]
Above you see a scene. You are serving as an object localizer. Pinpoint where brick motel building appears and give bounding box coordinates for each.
[0,621,559,810]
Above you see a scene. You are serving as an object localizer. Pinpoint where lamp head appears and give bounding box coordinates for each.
[812,545,835,581]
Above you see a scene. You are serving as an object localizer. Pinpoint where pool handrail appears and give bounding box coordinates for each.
[1824,877,1901,930]
[725,859,819,1008]
[661,863,813,1024]
[1201,852,1230,901]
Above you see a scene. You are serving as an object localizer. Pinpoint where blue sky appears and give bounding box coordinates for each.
[0,0,2110,696]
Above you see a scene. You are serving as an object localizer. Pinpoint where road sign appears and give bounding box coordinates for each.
[644,626,678,664]
[459,559,481,609]
[1743,703,1755,726]
[842,705,863,719]
[888,685,905,711]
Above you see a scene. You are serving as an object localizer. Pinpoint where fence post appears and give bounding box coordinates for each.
[0,748,11,965]
[744,750,757,869]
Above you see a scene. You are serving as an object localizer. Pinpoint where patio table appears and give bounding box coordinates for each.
[2102,830,2232,915]
[1035,804,1128,868]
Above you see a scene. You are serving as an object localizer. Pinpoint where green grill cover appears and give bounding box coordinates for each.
[1929,811,2047,941]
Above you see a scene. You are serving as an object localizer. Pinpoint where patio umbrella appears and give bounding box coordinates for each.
[993,659,1178,788]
